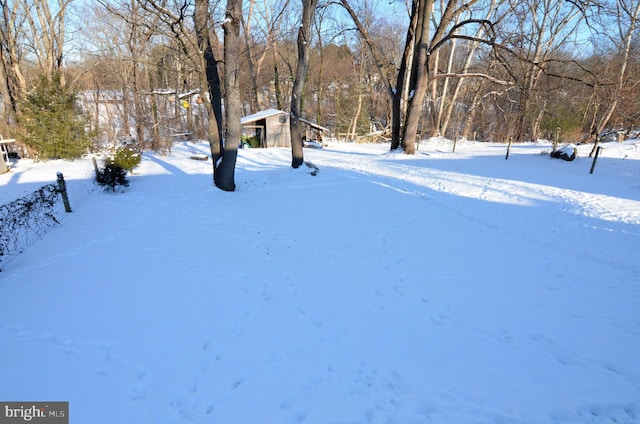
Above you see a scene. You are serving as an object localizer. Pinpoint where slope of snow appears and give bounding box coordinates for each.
[1,140,639,423]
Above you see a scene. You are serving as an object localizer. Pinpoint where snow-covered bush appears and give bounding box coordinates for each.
[550,144,577,161]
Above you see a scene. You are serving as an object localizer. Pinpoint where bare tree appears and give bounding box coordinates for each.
[585,0,640,155]
[345,40,366,141]
[0,0,27,123]
[217,0,242,190]
[431,0,508,138]
[338,0,399,143]
[341,0,496,153]
[21,0,73,84]
[242,0,292,113]
[290,0,318,168]
[399,0,473,153]
[493,0,584,142]
[89,1,173,147]
[241,0,261,112]
[118,0,236,190]
[193,0,225,182]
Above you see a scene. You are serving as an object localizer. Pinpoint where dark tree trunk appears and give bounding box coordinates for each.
[242,13,260,113]
[391,0,420,150]
[273,45,283,110]
[290,0,319,168]
[217,0,242,191]
[194,0,229,189]
[0,53,18,124]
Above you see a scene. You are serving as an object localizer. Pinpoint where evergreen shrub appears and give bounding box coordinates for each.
[241,135,261,148]
[96,158,129,191]
[113,145,142,173]
[22,73,94,159]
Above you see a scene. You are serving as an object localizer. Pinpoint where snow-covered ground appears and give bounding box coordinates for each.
[1,139,639,423]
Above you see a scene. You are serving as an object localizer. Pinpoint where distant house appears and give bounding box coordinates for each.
[240,109,328,148]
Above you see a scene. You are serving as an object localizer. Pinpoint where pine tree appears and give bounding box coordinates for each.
[113,145,142,173]
[95,158,129,192]
[22,74,94,160]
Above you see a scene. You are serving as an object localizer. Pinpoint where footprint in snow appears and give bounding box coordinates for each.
[128,383,147,400]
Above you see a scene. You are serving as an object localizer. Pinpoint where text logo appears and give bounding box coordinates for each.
[0,402,68,424]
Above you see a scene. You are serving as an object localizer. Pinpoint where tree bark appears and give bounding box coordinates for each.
[241,0,261,113]
[290,0,318,168]
[401,0,433,154]
[194,0,226,187]
[217,0,242,191]
[401,0,486,153]
[0,50,16,124]
[0,0,25,123]
[391,0,419,149]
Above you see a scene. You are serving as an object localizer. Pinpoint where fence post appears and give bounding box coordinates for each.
[92,157,99,175]
[505,137,513,160]
[589,146,602,174]
[553,126,560,152]
[452,136,458,153]
[56,172,72,213]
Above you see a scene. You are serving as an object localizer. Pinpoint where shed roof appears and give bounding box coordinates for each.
[241,109,329,132]
[240,109,286,125]
[299,117,329,133]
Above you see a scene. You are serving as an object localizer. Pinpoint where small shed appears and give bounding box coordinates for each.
[240,109,328,148]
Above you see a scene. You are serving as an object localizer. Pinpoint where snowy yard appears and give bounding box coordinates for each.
[1,139,639,423]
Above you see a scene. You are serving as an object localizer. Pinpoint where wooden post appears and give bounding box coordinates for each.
[452,136,458,153]
[0,153,7,174]
[56,172,72,213]
[505,137,513,160]
[92,157,99,175]
[590,146,602,174]
[553,126,560,151]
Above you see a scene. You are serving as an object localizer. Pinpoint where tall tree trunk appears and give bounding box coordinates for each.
[347,52,365,141]
[147,69,162,150]
[460,83,483,139]
[391,0,419,149]
[401,0,433,154]
[128,1,145,146]
[273,45,283,110]
[242,0,261,113]
[0,0,25,123]
[290,0,319,168]
[0,52,16,124]
[401,0,479,153]
[194,0,225,185]
[434,36,458,136]
[314,18,324,126]
[121,84,132,138]
[217,0,242,191]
